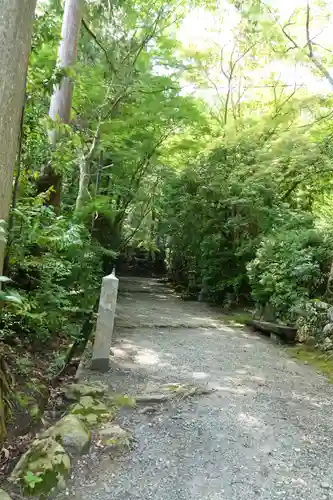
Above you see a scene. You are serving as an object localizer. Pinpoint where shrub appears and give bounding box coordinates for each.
[247,218,333,323]
[1,202,103,345]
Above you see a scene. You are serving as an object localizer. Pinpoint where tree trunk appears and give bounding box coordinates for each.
[40,0,83,208]
[75,124,100,213]
[75,157,90,212]
[0,0,37,274]
[49,0,83,142]
[325,261,333,298]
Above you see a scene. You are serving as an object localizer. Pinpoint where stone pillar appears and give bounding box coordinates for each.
[198,276,208,302]
[91,269,119,372]
[187,270,196,295]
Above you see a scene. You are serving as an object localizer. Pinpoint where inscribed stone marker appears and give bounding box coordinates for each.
[91,268,119,372]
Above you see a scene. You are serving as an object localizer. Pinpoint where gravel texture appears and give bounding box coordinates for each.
[56,277,333,500]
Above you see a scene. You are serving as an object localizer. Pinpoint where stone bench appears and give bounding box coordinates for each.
[246,319,297,344]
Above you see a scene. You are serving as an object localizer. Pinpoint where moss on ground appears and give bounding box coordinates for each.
[286,345,333,381]
[219,311,333,382]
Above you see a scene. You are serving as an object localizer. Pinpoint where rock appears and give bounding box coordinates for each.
[297,324,311,343]
[64,382,107,401]
[327,307,333,322]
[135,394,170,403]
[103,482,112,493]
[305,335,316,346]
[139,406,159,414]
[10,437,70,496]
[41,414,91,456]
[0,489,12,500]
[323,323,333,337]
[78,395,95,406]
[70,395,114,425]
[98,424,133,448]
[323,337,333,350]
[312,301,330,311]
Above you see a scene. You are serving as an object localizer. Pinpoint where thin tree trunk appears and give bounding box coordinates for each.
[91,150,103,227]
[39,0,83,209]
[76,157,91,213]
[75,124,100,212]
[325,261,333,298]
[0,0,37,274]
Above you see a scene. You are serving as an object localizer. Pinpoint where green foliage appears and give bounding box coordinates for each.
[247,222,332,322]
[161,102,333,319]
[162,133,289,303]
[70,396,114,426]
[2,202,103,344]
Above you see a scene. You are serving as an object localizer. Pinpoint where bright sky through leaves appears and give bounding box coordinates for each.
[178,0,333,102]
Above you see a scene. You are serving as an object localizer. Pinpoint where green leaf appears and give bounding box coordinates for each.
[24,470,43,489]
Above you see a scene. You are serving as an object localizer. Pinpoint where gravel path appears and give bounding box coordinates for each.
[57,277,333,500]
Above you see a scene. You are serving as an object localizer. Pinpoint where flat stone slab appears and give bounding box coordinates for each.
[246,319,297,343]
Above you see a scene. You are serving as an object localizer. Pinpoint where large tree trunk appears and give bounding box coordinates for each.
[49,0,83,142]
[39,0,83,208]
[0,0,37,274]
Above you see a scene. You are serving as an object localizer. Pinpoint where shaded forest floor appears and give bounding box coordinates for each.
[0,339,78,481]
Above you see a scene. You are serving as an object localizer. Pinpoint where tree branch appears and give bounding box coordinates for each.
[82,18,116,73]
[305,1,333,89]
[281,21,299,50]
[119,195,156,251]
[220,42,257,126]
[84,123,101,163]
[271,2,333,90]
